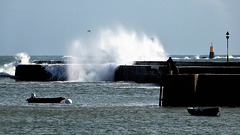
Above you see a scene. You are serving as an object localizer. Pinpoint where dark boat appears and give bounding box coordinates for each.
[26,97,66,103]
[187,107,220,116]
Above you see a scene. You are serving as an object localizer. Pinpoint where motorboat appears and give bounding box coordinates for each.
[26,93,65,103]
[187,107,220,116]
[26,97,66,103]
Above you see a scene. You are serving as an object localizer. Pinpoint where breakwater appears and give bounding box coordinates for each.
[161,74,240,107]
[115,59,240,83]
[115,58,240,106]
[15,60,68,81]
[15,58,240,106]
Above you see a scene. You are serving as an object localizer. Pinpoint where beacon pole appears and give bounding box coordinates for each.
[226,31,229,62]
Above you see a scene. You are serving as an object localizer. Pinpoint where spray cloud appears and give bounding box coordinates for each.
[67,26,167,82]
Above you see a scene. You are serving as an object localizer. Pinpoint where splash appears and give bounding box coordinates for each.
[97,27,167,64]
[0,52,30,76]
[15,52,30,64]
[44,65,68,81]
[67,26,167,82]
[194,55,200,59]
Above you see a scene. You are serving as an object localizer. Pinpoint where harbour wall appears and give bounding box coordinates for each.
[15,59,240,106]
[114,61,240,83]
[115,59,240,107]
[161,74,240,107]
[15,63,68,81]
[114,65,161,83]
[15,65,52,81]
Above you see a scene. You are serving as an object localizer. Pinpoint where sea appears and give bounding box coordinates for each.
[0,54,240,134]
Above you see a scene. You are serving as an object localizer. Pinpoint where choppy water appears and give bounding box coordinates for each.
[0,55,240,134]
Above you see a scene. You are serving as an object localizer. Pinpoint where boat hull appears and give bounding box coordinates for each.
[187,107,220,116]
[26,97,66,103]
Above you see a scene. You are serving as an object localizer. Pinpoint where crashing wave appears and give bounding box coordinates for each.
[0,52,30,77]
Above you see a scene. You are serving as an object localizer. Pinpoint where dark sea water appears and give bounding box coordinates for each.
[0,55,240,134]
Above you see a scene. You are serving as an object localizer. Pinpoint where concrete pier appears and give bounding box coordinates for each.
[15,61,68,81]
[115,58,240,106]
[161,74,240,106]
[15,65,52,81]
[115,61,240,83]
[114,65,161,83]
[15,59,240,106]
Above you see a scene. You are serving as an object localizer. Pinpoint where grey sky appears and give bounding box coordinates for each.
[0,0,239,55]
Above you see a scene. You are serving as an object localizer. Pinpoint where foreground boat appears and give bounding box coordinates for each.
[187,107,220,116]
[26,97,66,103]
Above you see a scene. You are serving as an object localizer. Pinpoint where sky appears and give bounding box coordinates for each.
[0,0,239,56]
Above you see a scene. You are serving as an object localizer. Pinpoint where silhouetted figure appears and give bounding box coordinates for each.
[31,93,36,98]
[166,57,179,74]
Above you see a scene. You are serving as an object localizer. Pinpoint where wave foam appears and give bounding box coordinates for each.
[0,52,30,76]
